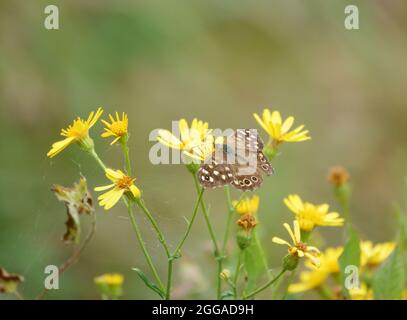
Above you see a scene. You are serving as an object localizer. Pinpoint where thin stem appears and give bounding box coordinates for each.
[233,250,243,299]
[253,231,271,279]
[281,269,297,300]
[165,260,173,300]
[125,198,165,291]
[244,269,287,299]
[120,138,170,297]
[222,186,234,254]
[191,172,222,299]
[135,199,171,259]
[89,149,107,171]
[173,188,204,256]
[121,136,132,176]
[36,210,97,300]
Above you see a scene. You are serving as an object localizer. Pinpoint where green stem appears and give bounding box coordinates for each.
[244,269,287,299]
[222,186,234,254]
[173,188,205,256]
[233,250,243,299]
[165,260,173,300]
[191,172,222,299]
[282,269,297,299]
[121,137,171,298]
[121,136,132,176]
[135,199,171,259]
[89,149,107,171]
[125,198,165,291]
[253,231,271,279]
[88,148,165,294]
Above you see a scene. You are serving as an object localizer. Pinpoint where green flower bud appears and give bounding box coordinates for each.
[282,254,299,271]
[263,145,278,161]
[237,230,252,250]
[185,162,200,174]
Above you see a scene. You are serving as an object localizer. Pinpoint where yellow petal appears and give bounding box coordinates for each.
[47,137,76,158]
[110,136,121,145]
[253,113,271,136]
[129,185,141,199]
[293,220,301,243]
[179,119,189,143]
[281,116,294,133]
[272,237,291,247]
[157,130,182,149]
[101,130,114,138]
[271,111,282,125]
[99,188,125,210]
[105,168,123,182]
[305,252,320,268]
[87,107,103,128]
[283,223,296,244]
[94,183,115,191]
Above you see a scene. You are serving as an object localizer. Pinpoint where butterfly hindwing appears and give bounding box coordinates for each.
[197,161,235,189]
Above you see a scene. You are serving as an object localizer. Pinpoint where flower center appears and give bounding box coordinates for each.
[110,121,128,136]
[116,175,133,189]
[296,241,307,251]
[67,120,89,139]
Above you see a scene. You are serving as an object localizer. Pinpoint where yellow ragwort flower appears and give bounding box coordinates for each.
[95,168,141,210]
[94,273,124,286]
[289,246,343,293]
[348,283,373,300]
[233,195,260,215]
[157,118,214,160]
[272,220,321,268]
[253,109,311,144]
[47,107,103,158]
[101,112,129,145]
[284,194,344,232]
[288,268,329,293]
[360,241,396,268]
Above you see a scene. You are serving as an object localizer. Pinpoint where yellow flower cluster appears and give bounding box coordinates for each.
[157,118,215,161]
[272,220,321,268]
[284,194,344,232]
[289,241,396,299]
[253,109,311,145]
[47,108,141,210]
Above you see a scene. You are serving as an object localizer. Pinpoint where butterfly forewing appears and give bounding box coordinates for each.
[197,129,273,191]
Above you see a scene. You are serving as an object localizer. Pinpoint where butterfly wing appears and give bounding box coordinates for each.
[197,129,273,191]
[198,160,235,189]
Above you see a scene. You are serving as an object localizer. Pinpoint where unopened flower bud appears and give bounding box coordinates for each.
[282,254,299,271]
[220,269,231,281]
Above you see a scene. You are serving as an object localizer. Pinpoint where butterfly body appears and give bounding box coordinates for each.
[198,129,273,191]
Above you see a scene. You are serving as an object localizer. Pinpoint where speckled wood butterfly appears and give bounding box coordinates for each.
[198,129,273,191]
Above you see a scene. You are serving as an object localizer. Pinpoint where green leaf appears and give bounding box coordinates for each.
[132,268,165,299]
[373,247,405,300]
[338,226,360,298]
[243,231,269,292]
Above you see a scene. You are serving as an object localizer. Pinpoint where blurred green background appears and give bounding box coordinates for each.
[1,0,407,299]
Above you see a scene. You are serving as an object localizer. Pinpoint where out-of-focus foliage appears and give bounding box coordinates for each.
[1,0,407,299]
